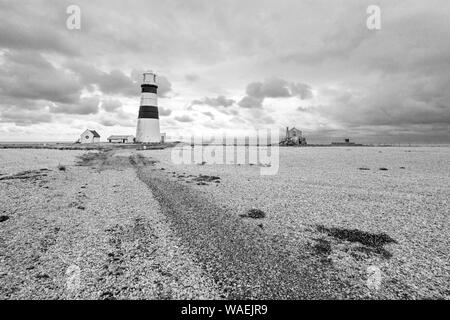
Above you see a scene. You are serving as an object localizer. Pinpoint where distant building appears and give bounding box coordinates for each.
[107,135,135,143]
[331,138,362,146]
[80,129,100,144]
[280,127,307,145]
[287,127,302,139]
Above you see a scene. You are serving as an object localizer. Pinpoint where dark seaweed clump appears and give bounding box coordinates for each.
[193,175,221,183]
[313,238,332,255]
[316,225,397,259]
[0,170,48,181]
[240,209,266,219]
[317,225,397,248]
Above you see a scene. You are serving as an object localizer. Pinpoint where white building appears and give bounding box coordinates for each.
[107,135,135,143]
[80,129,100,144]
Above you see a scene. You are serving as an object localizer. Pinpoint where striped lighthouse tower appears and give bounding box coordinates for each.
[136,71,161,143]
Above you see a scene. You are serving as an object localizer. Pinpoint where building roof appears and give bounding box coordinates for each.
[89,130,100,137]
[107,135,134,140]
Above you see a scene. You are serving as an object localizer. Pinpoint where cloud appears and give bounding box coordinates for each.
[99,116,135,127]
[65,61,137,97]
[297,106,313,112]
[291,83,313,100]
[261,115,275,124]
[0,50,83,105]
[191,95,235,108]
[97,70,138,96]
[63,63,173,98]
[175,114,194,122]
[102,99,122,112]
[309,76,450,129]
[159,107,172,116]
[202,111,215,119]
[185,74,199,82]
[0,1,449,142]
[238,78,313,109]
[157,76,172,97]
[51,96,100,115]
[238,96,263,109]
[246,78,291,98]
[0,108,53,126]
[0,2,80,56]
[245,78,313,99]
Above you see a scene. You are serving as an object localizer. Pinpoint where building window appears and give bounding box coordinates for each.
[85,135,89,139]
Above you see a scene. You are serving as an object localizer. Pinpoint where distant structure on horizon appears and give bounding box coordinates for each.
[280,127,307,146]
[331,138,362,146]
[79,129,100,144]
[136,71,161,143]
[107,135,135,143]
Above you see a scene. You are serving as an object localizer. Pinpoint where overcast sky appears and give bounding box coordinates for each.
[0,0,449,143]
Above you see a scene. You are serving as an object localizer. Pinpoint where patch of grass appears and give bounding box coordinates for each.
[132,154,158,166]
[76,151,108,166]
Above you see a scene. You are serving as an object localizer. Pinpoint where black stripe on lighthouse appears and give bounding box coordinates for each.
[141,84,158,94]
[138,106,159,119]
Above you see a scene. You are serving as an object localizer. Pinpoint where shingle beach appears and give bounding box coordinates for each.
[0,147,448,299]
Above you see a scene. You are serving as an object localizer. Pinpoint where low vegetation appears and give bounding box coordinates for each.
[240,208,266,219]
[316,225,397,248]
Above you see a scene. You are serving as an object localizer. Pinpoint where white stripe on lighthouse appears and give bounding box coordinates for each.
[140,92,157,107]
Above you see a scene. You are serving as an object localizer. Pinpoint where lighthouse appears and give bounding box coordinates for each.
[136,71,161,143]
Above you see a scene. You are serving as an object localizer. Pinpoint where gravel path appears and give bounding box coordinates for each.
[134,158,358,299]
